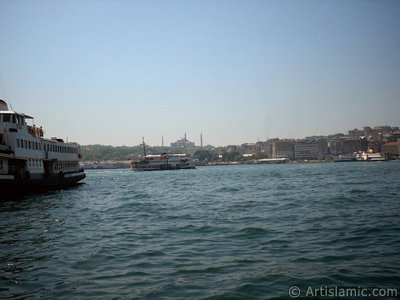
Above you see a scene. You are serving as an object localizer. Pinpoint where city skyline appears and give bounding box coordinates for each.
[1,0,399,147]
[113,124,400,148]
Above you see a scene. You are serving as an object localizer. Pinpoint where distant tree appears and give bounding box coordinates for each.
[252,152,269,159]
[222,151,241,162]
[80,144,142,161]
[193,149,219,162]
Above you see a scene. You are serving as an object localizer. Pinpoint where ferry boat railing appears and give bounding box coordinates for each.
[0,144,11,154]
[0,133,11,153]
[27,125,44,138]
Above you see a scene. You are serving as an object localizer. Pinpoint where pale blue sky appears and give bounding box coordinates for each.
[1,0,399,146]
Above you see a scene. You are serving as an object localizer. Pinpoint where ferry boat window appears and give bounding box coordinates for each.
[0,134,3,144]
[12,114,16,123]
[24,140,27,148]
[3,114,10,122]
[16,139,20,147]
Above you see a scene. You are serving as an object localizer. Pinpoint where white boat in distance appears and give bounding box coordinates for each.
[334,151,387,162]
[0,99,85,192]
[132,153,196,171]
[358,152,387,162]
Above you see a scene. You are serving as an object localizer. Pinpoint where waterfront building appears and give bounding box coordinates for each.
[363,126,373,136]
[328,139,343,155]
[348,128,364,137]
[272,139,294,159]
[238,143,260,154]
[389,130,400,142]
[259,139,276,158]
[382,141,400,158]
[294,139,328,160]
[341,138,366,154]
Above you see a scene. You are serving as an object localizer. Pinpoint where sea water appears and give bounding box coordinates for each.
[1,162,399,299]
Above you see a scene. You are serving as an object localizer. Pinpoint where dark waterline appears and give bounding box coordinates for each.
[1,162,400,299]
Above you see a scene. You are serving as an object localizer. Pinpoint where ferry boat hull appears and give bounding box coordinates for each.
[0,170,85,193]
[133,164,195,171]
[333,154,358,162]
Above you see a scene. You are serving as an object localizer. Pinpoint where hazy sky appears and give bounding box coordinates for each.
[1,0,399,146]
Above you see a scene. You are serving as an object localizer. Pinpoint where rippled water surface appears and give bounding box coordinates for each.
[1,162,400,299]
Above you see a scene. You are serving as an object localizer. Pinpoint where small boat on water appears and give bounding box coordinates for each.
[132,153,195,171]
[0,99,85,193]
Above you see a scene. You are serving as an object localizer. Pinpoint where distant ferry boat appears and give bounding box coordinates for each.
[333,154,358,162]
[132,153,195,171]
[334,152,387,162]
[358,152,387,162]
[0,99,85,192]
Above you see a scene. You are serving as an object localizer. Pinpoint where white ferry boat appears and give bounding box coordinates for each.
[132,153,195,171]
[334,151,387,162]
[358,151,387,162]
[333,153,358,162]
[0,99,85,192]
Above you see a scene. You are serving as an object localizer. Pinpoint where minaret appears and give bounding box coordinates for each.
[162,136,164,147]
[142,137,147,157]
[200,133,203,148]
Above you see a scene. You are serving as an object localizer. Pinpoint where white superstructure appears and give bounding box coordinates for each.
[0,99,85,190]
